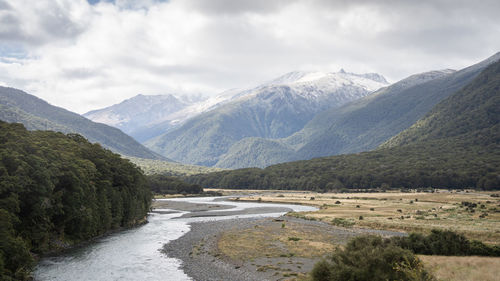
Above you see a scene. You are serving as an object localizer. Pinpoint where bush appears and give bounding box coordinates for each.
[391,229,500,256]
[331,218,355,227]
[311,235,435,281]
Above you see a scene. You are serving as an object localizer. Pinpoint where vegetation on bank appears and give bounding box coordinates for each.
[312,230,500,281]
[0,121,152,280]
[312,235,435,281]
[240,191,500,243]
[147,174,203,195]
[391,229,500,257]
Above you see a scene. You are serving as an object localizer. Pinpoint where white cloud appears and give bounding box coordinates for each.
[0,0,499,113]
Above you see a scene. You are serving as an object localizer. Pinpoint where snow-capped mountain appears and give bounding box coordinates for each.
[84,94,197,142]
[145,70,389,166]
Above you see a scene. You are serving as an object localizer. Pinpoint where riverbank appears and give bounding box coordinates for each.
[163,214,405,281]
[211,190,500,244]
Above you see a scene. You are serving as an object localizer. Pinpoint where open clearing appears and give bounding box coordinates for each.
[209,189,500,244]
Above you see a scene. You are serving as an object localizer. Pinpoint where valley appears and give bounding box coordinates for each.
[1,40,499,281]
[2,2,499,281]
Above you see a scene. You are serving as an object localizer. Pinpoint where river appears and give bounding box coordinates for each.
[34,196,316,281]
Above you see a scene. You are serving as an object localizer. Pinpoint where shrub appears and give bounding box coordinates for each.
[311,235,435,281]
[391,229,500,256]
[331,218,355,227]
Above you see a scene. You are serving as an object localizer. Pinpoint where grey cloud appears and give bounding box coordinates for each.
[184,0,297,15]
[0,0,11,10]
[0,1,87,47]
[61,67,105,80]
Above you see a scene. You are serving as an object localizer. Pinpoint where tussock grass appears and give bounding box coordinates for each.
[227,190,500,244]
[218,221,337,260]
[420,255,500,281]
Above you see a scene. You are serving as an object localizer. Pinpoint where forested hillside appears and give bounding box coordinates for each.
[0,87,164,160]
[186,59,500,191]
[0,121,152,280]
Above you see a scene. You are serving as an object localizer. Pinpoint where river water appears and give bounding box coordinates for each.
[34,197,316,281]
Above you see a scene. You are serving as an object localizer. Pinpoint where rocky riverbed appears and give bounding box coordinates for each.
[159,199,405,281]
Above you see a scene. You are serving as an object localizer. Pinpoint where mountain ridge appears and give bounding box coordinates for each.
[0,86,165,160]
[187,58,500,190]
[145,70,389,166]
[215,53,500,169]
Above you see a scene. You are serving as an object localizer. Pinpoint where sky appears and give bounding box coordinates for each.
[0,0,499,114]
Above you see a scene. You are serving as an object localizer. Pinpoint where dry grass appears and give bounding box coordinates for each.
[223,190,500,244]
[218,220,338,260]
[420,255,500,281]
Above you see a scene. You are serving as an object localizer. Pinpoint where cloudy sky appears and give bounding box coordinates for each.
[1,0,499,113]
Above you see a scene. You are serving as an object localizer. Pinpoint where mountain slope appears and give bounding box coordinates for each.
[215,69,455,168]
[146,71,388,166]
[216,52,500,169]
[187,58,500,190]
[381,60,500,148]
[84,94,189,142]
[0,86,165,159]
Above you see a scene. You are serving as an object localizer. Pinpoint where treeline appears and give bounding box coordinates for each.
[186,139,500,191]
[0,121,151,280]
[147,174,203,195]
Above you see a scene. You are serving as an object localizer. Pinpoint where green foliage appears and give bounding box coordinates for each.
[147,174,203,195]
[311,235,435,281]
[186,60,500,191]
[391,229,500,256]
[331,218,354,227]
[0,121,151,280]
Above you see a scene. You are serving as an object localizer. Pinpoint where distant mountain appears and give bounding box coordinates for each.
[0,86,165,160]
[84,94,189,142]
[187,58,500,190]
[216,52,500,168]
[146,70,389,166]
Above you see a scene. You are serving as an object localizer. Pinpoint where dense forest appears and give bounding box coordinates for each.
[186,59,500,191]
[148,174,203,195]
[0,121,152,280]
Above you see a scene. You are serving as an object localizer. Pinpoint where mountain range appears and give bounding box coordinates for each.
[214,52,500,168]
[187,57,500,190]
[143,70,389,166]
[0,87,164,160]
[83,54,499,169]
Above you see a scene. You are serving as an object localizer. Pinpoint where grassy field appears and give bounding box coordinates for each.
[420,255,500,281]
[209,189,500,244]
[208,189,500,280]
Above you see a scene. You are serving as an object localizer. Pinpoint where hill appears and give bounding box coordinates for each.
[0,87,165,160]
[146,70,388,166]
[186,58,500,190]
